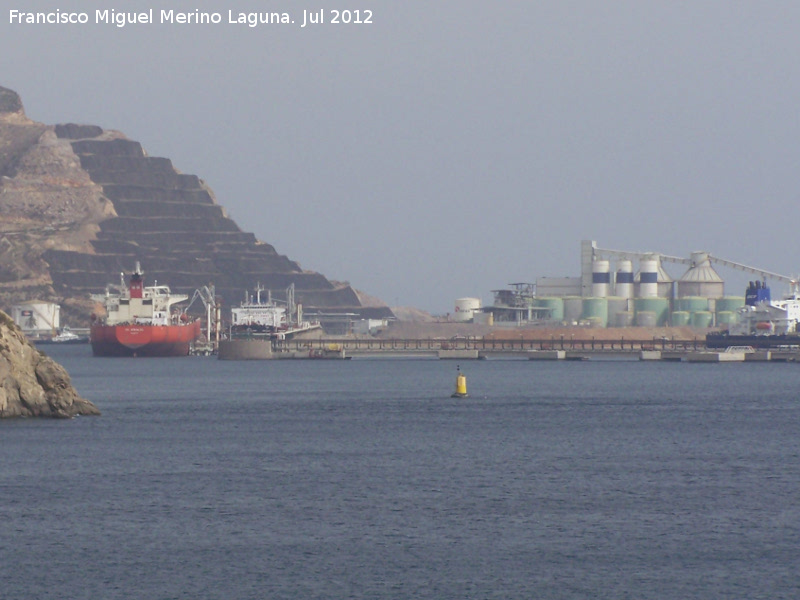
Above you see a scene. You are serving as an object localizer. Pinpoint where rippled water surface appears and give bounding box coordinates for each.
[3,345,800,599]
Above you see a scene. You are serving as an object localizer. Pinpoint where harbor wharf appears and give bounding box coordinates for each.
[272,335,715,359]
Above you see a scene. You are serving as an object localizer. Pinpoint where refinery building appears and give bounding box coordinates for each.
[476,240,795,328]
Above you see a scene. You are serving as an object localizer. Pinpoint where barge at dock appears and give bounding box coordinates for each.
[218,284,322,360]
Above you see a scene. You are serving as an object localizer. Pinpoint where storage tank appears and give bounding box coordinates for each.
[635,311,657,327]
[533,297,564,321]
[715,296,745,313]
[581,297,608,327]
[615,311,635,327]
[606,296,629,327]
[615,259,634,298]
[677,252,724,298]
[638,257,659,298]
[592,259,611,298]
[671,311,691,326]
[674,297,709,313]
[691,311,713,328]
[634,297,669,326]
[11,302,61,334]
[716,311,738,327]
[453,297,481,322]
[474,312,494,326]
[564,296,583,322]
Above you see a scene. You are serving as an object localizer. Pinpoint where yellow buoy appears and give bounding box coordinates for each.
[451,365,468,398]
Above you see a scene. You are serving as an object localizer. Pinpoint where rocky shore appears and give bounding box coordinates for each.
[0,310,99,418]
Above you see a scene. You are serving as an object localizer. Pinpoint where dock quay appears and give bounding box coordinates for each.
[250,336,800,362]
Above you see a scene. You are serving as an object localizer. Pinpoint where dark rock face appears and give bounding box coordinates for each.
[0,310,100,418]
[0,86,24,114]
[44,134,383,315]
[54,123,104,139]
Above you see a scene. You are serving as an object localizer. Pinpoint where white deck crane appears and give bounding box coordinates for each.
[185,285,221,349]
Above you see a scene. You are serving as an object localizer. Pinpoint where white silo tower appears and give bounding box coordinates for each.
[615,259,634,299]
[453,297,482,322]
[591,259,610,298]
[638,256,659,298]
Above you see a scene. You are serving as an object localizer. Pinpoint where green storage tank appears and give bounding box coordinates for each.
[581,298,608,327]
[635,310,657,327]
[606,297,629,328]
[675,297,709,312]
[634,297,669,326]
[584,316,606,328]
[563,296,583,322]
[715,296,745,313]
[691,311,713,328]
[533,297,564,321]
[671,311,691,326]
[614,311,635,327]
[716,311,738,326]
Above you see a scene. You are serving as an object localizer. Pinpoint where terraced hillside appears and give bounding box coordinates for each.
[0,86,393,324]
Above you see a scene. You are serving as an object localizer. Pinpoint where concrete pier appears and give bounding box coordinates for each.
[744,351,772,362]
[214,336,800,362]
[218,339,273,360]
[438,349,480,360]
[528,350,566,360]
[686,351,747,362]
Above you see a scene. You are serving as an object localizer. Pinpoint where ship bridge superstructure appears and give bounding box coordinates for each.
[92,262,188,326]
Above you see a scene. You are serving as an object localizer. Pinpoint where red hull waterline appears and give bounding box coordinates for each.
[91,320,201,357]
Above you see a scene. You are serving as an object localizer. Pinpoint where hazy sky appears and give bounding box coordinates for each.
[4,2,800,313]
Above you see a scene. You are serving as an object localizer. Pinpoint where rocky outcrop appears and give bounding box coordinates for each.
[0,87,114,320]
[0,85,393,324]
[0,87,24,115]
[0,310,99,418]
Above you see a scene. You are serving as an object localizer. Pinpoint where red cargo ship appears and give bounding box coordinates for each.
[90,263,201,357]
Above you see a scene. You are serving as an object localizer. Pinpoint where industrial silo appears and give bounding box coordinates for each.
[614,311,635,327]
[714,296,744,327]
[11,301,61,335]
[453,298,481,322]
[592,259,611,298]
[674,297,709,313]
[533,297,564,321]
[636,311,657,327]
[638,257,659,298]
[606,296,630,327]
[691,311,713,328]
[615,259,634,298]
[635,255,673,298]
[581,297,608,327]
[676,252,724,298]
[564,296,583,323]
[634,297,669,326]
[671,311,691,326]
[716,311,738,327]
[715,296,745,313]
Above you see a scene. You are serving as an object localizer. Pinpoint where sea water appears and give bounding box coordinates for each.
[2,345,800,599]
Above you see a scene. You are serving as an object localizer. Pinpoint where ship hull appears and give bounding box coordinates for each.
[91,320,201,357]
